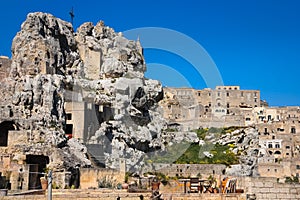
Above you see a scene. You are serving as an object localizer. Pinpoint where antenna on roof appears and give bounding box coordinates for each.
[69,7,75,27]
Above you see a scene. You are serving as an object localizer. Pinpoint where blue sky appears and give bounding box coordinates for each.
[0,0,299,106]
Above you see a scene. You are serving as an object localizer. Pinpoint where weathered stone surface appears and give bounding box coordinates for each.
[10,12,78,77]
[0,12,166,178]
[214,127,260,176]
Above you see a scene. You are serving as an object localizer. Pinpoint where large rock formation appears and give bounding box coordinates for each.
[0,12,170,184]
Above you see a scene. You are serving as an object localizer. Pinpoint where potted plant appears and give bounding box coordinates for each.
[122,172,130,189]
[40,167,49,190]
[40,176,48,190]
[151,177,160,190]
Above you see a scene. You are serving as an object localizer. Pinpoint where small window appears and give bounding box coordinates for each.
[268,115,272,121]
[227,92,229,97]
[296,165,300,170]
[66,113,72,120]
[268,143,273,148]
[291,127,296,134]
[241,92,244,97]
[274,169,277,172]
[198,92,201,96]
[286,146,290,149]
[218,92,220,97]
[227,103,230,108]
[254,92,257,97]
[265,128,268,133]
[246,117,251,121]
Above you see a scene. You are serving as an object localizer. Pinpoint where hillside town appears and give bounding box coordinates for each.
[0,12,299,200]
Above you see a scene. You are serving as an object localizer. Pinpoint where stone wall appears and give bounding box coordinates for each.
[80,168,125,189]
[154,163,226,178]
[240,177,300,200]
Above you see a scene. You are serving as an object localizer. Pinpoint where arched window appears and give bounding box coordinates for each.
[274,151,281,155]
[291,127,296,134]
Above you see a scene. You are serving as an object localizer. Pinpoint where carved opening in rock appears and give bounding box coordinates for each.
[26,155,49,190]
[0,121,17,146]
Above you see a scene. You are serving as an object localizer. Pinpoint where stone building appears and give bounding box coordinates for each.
[160,86,261,129]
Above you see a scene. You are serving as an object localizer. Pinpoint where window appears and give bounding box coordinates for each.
[218,92,220,97]
[291,127,296,134]
[268,143,273,148]
[198,92,201,96]
[241,92,244,97]
[286,146,290,149]
[208,93,211,96]
[227,92,229,97]
[227,103,230,108]
[275,143,280,148]
[217,102,221,107]
[274,169,277,172]
[254,92,257,97]
[296,165,300,170]
[246,118,251,121]
[66,113,72,120]
[268,115,272,121]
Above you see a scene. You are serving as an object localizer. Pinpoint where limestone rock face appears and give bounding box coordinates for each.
[215,127,260,176]
[11,12,78,77]
[0,12,166,177]
[75,20,145,80]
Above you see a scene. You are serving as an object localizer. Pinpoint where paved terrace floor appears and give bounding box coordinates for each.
[1,189,246,200]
